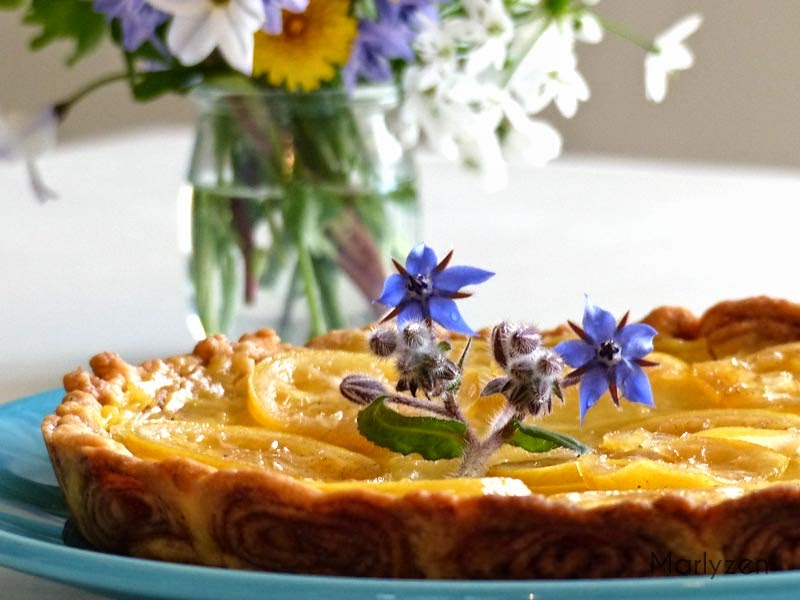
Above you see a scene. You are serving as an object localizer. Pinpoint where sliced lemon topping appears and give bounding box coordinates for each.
[105,332,800,497]
[248,348,396,457]
[112,420,383,480]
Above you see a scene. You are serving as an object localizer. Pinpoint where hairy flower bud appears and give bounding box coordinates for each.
[504,380,553,418]
[491,322,512,368]
[339,374,388,405]
[369,327,398,357]
[507,355,538,381]
[432,355,459,382]
[536,350,564,377]
[401,320,435,349]
[509,325,542,356]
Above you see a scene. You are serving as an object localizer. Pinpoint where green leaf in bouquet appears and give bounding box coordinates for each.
[250,247,269,287]
[508,420,590,455]
[0,0,25,10]
[23,0,105,64]
[357,397,467,460]
[352,0,378,20]
[129,66,207,101]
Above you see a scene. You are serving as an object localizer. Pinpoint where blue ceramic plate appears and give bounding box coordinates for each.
[1,390,799,600]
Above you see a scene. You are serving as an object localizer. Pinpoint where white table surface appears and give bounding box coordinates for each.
[2,127,800,598]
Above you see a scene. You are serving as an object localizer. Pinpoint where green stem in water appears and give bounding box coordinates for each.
[296,242,327,338]
[218,234,239,334]
[191,191,220,335]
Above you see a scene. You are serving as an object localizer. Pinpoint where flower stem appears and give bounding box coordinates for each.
[457,403,517,478]
[231,198,258,304]
[278,260,302,334]
[55,72,130,118]
[599,17,657,52]
[501,17,549,87]
[296,242,327,338]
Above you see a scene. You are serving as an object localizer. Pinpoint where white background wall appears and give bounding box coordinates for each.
[1,0,799,169]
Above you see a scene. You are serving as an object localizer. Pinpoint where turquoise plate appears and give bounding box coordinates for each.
[1,390,798,600]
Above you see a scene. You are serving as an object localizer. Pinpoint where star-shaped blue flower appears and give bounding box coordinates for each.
[376,244,494,336]
[93,0,168,52]
[554,298,658,424]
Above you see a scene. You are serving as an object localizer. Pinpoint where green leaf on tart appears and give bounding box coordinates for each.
[509,420,591,455]
[357,397,467,460]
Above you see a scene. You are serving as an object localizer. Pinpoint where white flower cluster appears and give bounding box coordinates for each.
[399,0,700,189]
[1,0,701,201]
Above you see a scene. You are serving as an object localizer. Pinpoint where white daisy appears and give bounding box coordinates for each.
[147,0,265,74]
[645,14,702,103]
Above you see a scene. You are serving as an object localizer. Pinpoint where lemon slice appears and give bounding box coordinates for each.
[653,334,712,363]
[694,344,800,409]
[637,408,800,436]
[657,435,789,481]
[693,426,800,456]
[577,454,724,490]
[590,427,789,489]
[247,342,506,455]
[489,459,587,495]
[112,419,382,480]
[248,348,397,457]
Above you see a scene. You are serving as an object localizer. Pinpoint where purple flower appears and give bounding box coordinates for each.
[554,298,658,424]
[93,0,168,52]
[376,244,493,336]
[344,0,438,90]
[261,0,309,35]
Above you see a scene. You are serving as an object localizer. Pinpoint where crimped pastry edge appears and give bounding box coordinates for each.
[41,298,800,578]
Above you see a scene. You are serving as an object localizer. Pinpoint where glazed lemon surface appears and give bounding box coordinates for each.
[105,333,800,497]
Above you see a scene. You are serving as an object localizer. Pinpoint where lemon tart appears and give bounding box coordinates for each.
[42,297,800,578]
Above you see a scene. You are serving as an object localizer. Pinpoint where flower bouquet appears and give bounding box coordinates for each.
[1,0,700,342]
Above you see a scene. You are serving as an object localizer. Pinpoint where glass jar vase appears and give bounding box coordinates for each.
[182,85,418,344]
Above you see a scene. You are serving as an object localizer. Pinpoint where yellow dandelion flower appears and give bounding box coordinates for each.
[253,0,357,92]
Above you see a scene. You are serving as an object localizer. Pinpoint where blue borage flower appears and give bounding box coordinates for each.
[93,0,168,52]
[375,243,494,336]
[554,297,658,424]
[343,0,436,91]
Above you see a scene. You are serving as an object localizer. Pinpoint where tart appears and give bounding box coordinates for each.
[42,296,800,578]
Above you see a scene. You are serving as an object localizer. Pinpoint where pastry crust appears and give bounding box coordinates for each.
[42,298,800,578]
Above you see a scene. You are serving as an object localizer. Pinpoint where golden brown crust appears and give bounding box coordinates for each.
[641,305,701,341]
[642,296,800,359]
[42,298,800,578]
[704,485,800,572]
